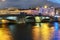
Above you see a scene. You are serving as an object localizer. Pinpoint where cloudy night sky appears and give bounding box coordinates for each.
[0,0,60,9]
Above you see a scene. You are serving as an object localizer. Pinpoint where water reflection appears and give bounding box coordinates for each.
[0,24,13,40]
[52,22,60,40]
[8,24,16,37]
[32,23,40,40]
[0,22,60,40]
[54,22,59,31]
[32,22,60,40]
[41,23,51,40]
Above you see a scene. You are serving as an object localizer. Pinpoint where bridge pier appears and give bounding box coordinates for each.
[17,16,26,24]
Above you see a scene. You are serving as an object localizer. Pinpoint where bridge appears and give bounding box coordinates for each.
[0,14,26,24]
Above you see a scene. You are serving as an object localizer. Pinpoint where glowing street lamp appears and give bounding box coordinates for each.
[1,0,6,2]
[44,5,48,8]
[36,7,39,10]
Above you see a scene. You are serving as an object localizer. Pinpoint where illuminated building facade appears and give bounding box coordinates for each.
[38,7,55,16]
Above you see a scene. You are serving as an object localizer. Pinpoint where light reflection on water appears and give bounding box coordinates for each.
[32,23,52,40]
[32,23,40,40]
[0,22,60,40]
[32,22,60,40]
[41,23,51,40]
[32,26,39,40]
[0,24,13,40]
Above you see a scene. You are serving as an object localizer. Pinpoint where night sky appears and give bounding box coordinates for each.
[0,0,60,9]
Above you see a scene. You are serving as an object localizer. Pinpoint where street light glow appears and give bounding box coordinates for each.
[1,0,5,2]
[44,5,48,8]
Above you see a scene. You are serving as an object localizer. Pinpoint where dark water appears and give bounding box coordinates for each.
[0,23,60,40]
[0,23,33,40]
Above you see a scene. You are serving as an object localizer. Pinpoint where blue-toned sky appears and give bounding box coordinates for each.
[0,0,60,9]
[47,0,60,4]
